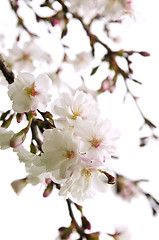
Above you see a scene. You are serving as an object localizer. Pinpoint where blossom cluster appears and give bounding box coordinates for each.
[33,90,120,201]
[64,0,133,22]
[0,70,120,201]
[0,0,128,202]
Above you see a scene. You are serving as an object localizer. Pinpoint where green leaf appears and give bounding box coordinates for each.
[90,66,99,76]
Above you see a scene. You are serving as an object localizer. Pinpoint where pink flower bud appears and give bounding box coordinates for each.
[45,178,52,184]
[16,113,24,123]
[43,182,53,197]
[10,132,26,148]
[139,51,150,57]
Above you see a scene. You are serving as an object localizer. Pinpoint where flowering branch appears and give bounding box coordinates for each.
[0,1,158,240]
[115,174,159,216]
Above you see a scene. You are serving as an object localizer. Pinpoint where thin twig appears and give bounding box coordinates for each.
[66,198,86,239]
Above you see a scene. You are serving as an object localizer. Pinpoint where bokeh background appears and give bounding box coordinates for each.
[0,0,159,239]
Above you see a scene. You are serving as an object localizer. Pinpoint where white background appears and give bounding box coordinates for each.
[0,0,159,239]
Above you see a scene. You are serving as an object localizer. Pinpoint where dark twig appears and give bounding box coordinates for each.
[0,54,14,84]
[30,119,43,151]
[66,198,87,239]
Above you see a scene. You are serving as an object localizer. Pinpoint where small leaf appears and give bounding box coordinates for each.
[74,203,83,213]
[30,141,38,154]
[99,170,115,184]
[145,118,156,128]
[59,226,73,239]
[1,114,14,128]
[61,27,67,38]
[0,110,11,121]
[86,232,100,240]
[131,78,142,85]
[90,66,99,76]
[81,216,91,230]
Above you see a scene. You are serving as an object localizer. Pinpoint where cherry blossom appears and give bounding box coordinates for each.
[102,0,133,21]
[35,129,80,182]
[8,72,52,113]
[75,119,120,162]
[59,160,113,201]
[53,90,100,126]
[7,41,51,72]
[67,51,93,73]
[64,0,133,22]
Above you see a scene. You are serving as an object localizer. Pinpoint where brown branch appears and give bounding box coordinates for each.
[0,54,14,84]
[66,198,87,239]
[9,0,38,37]
[30,119,43,151]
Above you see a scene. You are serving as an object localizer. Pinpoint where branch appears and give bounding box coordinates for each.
[66,198,91,239]
[0,54,14,84]
[30,119,43,151]
[9,0,38,37]
[123,77,156,130]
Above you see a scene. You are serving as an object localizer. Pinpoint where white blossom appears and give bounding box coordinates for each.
[36,129,80,182]
[0,127,14,149]
[65,0,99,21]
[53,90,100,126]
[68,51,93,72]
[64,0,133,22]
[8,72,52,113]
[14,145,38,168]
[101,0,133,21]
[14,145,49,183]
[7,41,51,72]
[75,119,120,162]
[59,161,112,201]
[115,175,140,201]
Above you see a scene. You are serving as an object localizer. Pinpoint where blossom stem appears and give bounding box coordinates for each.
[66,199,86,239]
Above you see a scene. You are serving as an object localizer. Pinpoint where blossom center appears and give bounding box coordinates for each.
[64,150,75,160]
[25,83,37,97]
[90,137,102,148]
[82,168,92,182]
[71,107,81,119]
[23,53,31,61]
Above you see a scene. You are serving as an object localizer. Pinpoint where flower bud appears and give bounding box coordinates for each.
[16,113,24,123]
[43,181,54,198]
[10,131,26,148]
[45,178,52,184]
[139,51,150,57]
[11,178,27,195]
